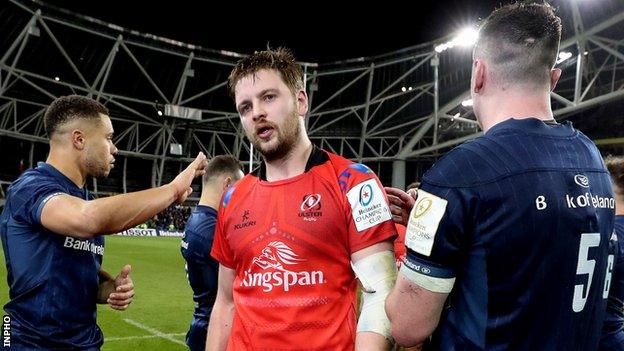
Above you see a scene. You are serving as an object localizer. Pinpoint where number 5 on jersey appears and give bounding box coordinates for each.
[573,232,614,312]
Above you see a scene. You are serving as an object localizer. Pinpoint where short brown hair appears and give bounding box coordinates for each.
[475,3,562,86]
[228,48,304,98]
[605,155,624,197]
[44,95,109,138]
[202,155,243,184]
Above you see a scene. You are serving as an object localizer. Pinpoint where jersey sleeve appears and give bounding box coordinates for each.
[340,163,397,254]
[184,226,213,264]
[12,177,66,226]
[210,187,236,269]
[184,225,220,296]
[400,182,473,293]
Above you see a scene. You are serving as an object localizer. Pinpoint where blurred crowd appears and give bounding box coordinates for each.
[139,204,192,231]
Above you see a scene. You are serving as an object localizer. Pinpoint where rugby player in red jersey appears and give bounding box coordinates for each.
[206,48,398,351]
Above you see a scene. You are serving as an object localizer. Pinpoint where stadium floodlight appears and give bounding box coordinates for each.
[435,27,479,53]
[401,87,407,92]
[556,51,573,64]
[54,76,60,81]
[455,28,479,47]
[435,43,449,53]
[461,99,474,107]
[157,110,163,116]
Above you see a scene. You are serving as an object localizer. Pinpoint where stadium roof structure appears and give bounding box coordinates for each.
[0,0,623,197]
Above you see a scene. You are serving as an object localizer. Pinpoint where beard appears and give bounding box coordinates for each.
[249,110,301,162]
[85,152,112,179]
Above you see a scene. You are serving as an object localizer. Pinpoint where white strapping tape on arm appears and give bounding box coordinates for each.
[399,262,455,293]
[351,250,397,340]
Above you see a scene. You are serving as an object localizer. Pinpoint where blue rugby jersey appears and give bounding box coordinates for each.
[1,162,104,349]
[181,205,219,351]
[402,119,615,351]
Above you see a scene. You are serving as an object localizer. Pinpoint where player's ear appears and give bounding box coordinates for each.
[550,68,562,92]
[223,176,233,191]
[296,90,308,117]
[473,59,486,94]
[72,129,86,150]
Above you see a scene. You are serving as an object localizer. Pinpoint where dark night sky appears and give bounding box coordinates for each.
[38,0,505,62]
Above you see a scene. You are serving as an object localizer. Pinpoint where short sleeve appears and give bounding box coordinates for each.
[400,183,472,293]
[210,189,236,269]
[340,163,397,254]
[11,178,66,226]
[184,226,213,264]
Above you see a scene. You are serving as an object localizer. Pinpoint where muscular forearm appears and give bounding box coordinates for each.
[42,153,204,238]
[82,184,178,236]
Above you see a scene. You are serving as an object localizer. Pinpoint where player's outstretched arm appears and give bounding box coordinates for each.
[206,265,235,351]
[40,153,207,238]
[384,187,417,226]
[97,265,134,310]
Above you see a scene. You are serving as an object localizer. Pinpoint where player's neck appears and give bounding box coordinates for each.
[198,188,220,210]
[46,147,87,188]
[263,137,313,182]
[479,90,554,132]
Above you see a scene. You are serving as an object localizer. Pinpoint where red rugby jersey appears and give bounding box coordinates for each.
[211,147,396,350]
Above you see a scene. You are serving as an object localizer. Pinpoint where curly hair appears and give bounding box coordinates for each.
[44,95,108,138]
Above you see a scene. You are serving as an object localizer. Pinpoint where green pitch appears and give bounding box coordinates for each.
[0,236,196,351]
